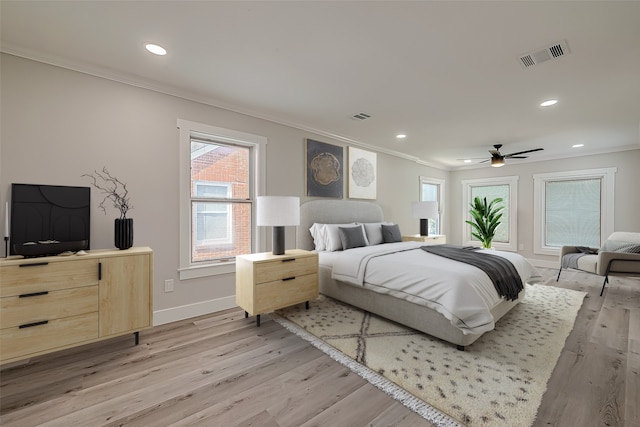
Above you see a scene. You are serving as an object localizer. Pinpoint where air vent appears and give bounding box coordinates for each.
[519,39,570,68]
[352,112,372,120]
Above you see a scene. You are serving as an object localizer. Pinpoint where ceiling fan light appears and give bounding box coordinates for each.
[491,157,505,167]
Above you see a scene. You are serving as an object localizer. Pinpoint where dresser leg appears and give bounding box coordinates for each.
[256,314,261,327]
[134,331,139,346]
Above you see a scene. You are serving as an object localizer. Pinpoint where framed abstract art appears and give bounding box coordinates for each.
[348,146,376,199]
[306,139,343,198]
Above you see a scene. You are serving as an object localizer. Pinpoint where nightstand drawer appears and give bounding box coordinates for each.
[254,273,319,313]
[0,259,99,297]
[0,285,98,329]
[253,255,317,284]
[0,312,99,361]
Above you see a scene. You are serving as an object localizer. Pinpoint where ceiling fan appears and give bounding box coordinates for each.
[478,144,544,167]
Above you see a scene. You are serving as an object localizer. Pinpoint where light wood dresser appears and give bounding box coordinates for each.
[236,249,318,326]
[0,247,153,365]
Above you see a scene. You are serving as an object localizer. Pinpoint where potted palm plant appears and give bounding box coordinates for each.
[466,196,504,249]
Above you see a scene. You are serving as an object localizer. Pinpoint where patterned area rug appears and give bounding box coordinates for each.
[273,284,586,427]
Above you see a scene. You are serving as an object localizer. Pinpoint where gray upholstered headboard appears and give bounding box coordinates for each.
[297,199,384,250]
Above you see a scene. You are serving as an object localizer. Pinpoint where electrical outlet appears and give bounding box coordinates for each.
[164,279,174,292]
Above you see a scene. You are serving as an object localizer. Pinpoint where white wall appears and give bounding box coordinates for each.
[0,54,445,323]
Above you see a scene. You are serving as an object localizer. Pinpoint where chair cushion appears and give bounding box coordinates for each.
[576,254,598,273]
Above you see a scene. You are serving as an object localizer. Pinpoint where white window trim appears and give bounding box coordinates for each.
[533,167,616,256]
[461,176,518,252]
[178,119,266,280]
[419,176,446,236]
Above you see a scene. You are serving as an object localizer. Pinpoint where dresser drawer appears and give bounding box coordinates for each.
[0,285,98,329]
[0,259,99,297]
[254,273,319,313]
[253,255,317,284]
[0,312,99,362]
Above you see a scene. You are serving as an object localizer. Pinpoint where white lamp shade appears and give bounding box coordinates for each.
[411,201,438,219]
[256,196,300,226]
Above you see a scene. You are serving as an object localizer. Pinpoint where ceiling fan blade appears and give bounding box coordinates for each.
[488,149,500,156]
[508,156,528,159]
[504,148,544,157]
[478,159,490,163]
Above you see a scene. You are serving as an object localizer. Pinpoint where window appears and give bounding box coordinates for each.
[462,176,518,251]
[178,119,266,279]
[419,176,445,235]
[533,168,616,256]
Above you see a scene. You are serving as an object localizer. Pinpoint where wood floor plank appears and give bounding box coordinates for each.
[109,346,325,427]
[298,382,402,427]
[626,350,640,425]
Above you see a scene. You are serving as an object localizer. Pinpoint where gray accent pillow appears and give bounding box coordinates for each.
[339,225,368,250]
[361,222,392,245]
[381,224,402,243]
[600,240,640,253]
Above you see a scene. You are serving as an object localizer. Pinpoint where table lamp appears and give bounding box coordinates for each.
[256,196,300,255]
[411,201,438,236]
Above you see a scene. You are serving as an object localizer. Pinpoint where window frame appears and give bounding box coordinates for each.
[461,176,518,252]
[419,176,445,236]
[533,167,616,256]
[178,119,266,280]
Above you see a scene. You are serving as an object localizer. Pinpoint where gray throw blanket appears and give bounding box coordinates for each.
[561,246,598,269]
[421,245,523,301]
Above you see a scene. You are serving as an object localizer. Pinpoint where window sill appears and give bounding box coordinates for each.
[179,260,236,280]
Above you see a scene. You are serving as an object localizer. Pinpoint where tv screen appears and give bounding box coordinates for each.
[10,183,90,257]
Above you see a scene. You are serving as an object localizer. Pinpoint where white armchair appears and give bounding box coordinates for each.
[556,232,640,295]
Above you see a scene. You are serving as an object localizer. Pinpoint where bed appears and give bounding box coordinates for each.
[297,199,538,350]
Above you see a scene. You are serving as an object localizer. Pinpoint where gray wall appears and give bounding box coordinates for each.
[0,54,444,322]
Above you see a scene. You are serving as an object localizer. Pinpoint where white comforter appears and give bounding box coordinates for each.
[330,241,538,335]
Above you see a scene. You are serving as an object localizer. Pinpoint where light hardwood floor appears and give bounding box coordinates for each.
[1,267,638,427]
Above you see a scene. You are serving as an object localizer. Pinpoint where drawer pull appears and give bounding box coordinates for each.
[282,277,296,281]
[281,258,296,263]
[19,320,49,329]
[19,262,49,268]
[19,291,49,298]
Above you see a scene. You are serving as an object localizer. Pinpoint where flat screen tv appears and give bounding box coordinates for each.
[10,183,90,257]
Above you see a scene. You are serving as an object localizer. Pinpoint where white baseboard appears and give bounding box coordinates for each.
[153,295,237,326]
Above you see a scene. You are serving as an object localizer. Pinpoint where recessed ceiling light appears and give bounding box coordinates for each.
[572,144,584,148]
[396,134,407,139]
[145,43,167,56]
[463,159,472,163]
[540,99,558,107]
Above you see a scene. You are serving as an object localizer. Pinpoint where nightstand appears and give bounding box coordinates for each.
[402,234,447,245]
[235,249,318,326]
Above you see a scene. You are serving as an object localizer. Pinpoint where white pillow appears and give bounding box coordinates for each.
[360,222,392,245]
[309,223,327,251]
[323,223,359,251]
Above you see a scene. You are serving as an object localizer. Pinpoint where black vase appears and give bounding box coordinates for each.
[114,218,133,250]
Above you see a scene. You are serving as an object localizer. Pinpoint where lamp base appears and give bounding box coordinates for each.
[272,226,285,255]
[419,219,430,237]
